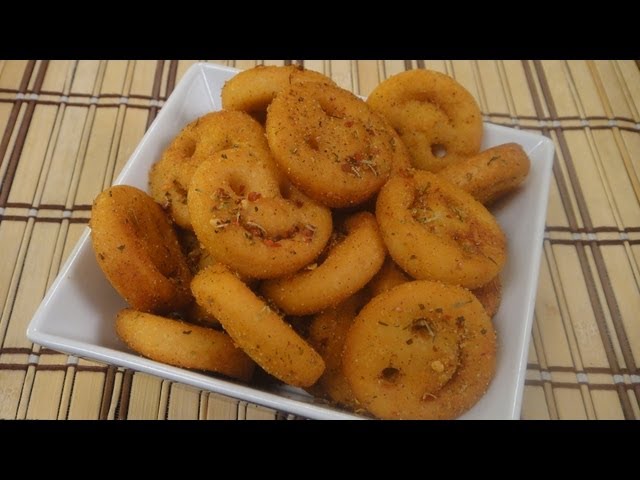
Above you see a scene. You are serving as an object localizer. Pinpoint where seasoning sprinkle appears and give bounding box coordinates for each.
[452,299,473,308]
[210,218,230,231]
[245,221,267,235]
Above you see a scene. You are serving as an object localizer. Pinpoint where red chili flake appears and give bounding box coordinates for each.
[301,227,315,243]
[341,163,353,173]
[248,191,262,202]
[345,120,354,127]
[247,226,264,237]
[216,188,230,200]
[353,152,364,162]
[284,226,299,239]
[263,239,281,248]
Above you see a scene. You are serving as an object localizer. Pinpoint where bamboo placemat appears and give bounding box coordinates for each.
[0,60,638,420]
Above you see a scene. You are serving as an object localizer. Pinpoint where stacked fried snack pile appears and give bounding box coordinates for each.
[89,66,531,419]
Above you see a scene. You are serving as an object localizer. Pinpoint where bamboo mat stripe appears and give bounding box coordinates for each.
[521,61,633,419]
[0,60,638,420]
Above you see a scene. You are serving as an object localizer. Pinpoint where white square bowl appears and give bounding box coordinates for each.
[27,62,555,420]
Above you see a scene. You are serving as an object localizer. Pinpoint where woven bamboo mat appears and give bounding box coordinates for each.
[0,60,638,420]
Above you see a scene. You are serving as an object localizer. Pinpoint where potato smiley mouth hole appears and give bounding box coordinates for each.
[184,139,197,158]
[431,143,447,158]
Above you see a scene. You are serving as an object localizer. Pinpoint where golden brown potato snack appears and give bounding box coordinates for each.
[187,148,332,279]
[266,82,411,208]
[116,308,254,382]
[306,292,369,408]
[343,281,496,419]
[191,264,325,387]
[222,64,336,123]
[438,143,530,205]
[471,275,502,318]
[367,256,412,298]
[367,69,483,172]
[90,185,192,314]
[261,212,386,315]
[149,110,270,229]
[376,170,507,289]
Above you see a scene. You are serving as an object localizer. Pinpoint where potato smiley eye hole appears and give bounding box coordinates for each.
[184,139,197,158]
[172,180,188,199]
[227,175,246,196]
[380,367,401,383]
[276,181,294,200]
[431,143,447,158]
